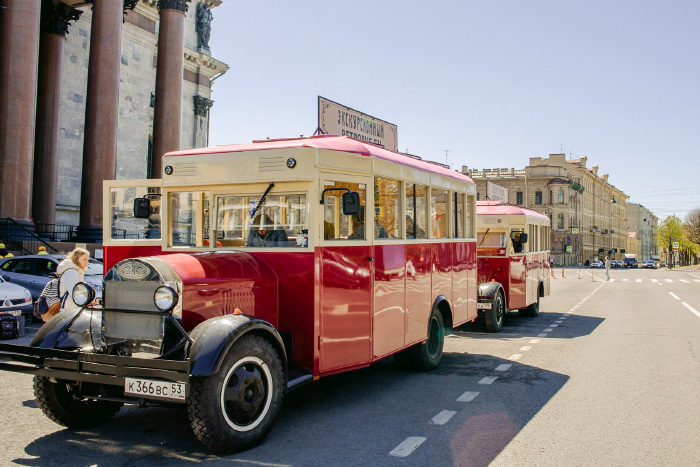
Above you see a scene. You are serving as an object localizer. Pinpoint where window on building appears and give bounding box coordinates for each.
[558,190,564,204]
[549,191,553,205]
[516,191,523,205]
[535,191,542,205]
[476,192,480,201]
[557,213,564,230]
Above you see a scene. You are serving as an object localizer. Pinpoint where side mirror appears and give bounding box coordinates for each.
[342,192,361,215]
[134,197,150,218]
[519,233,528,243]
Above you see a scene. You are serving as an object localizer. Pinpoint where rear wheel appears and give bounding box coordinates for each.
[394,309,444,371]
[525,293,540,317]
[484,292,505,332]
[188,335,284,454]
[34,376,121,429]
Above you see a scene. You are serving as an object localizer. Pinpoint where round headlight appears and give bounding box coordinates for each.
[24,288,32,301]
[154,285,178,312]
[72,282,95,307]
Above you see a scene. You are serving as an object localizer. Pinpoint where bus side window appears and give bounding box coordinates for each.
[406,183,427,239]
[323,181,366,240]
[374,177,399,239]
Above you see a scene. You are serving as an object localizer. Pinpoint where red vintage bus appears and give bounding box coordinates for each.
[0,135,478,453]
[475,201,551,332]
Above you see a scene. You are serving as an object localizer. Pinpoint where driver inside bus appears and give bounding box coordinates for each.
[246,214,289,247]
[511,231,524,253]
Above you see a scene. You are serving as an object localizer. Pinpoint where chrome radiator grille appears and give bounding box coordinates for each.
[104,281,161,312]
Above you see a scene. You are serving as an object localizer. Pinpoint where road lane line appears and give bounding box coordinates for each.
[543,328,553,332]
[529,339,540,343]
[681,302,700,317]
[609,279,616,282]
[696,280,700,283]
[669,292,680,300]
[457,391,480,402]
[680,279,689,283]
[658,282,663,286]
[555,320,563,323]
[636,279,642,283]
[430,410,457,425]
[549,324,558,328]
[689,273,700,280]
[665,279,673,282]
[563,314,570,317]
[623,279,629,282]
[495,364,512,371]
[651,279,658,283]
[519,346,532,351]
[509,354,523,360]
[390,437,426,457]
[478,376,498,385]
[537,333,548,337]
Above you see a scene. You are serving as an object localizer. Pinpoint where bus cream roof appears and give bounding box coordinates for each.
[476,201,550,227]
[163,135,475,190]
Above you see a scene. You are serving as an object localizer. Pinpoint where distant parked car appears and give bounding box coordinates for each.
[644,260,659,269]
[0,275,33,322]
[591,260,604,268]
[0,254,103,301]
[614,260,624,268]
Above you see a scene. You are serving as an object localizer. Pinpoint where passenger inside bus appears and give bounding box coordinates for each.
[406,215,426,239]
[511,231,524,253]
[246,214,289,247]
[348,209,388,240]
[324,220,335,240]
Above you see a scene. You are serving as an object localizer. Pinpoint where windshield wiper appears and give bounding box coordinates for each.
[478,228,490,246]
[250,183,275,219]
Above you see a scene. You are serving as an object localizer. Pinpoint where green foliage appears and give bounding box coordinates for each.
[657,215,700,255]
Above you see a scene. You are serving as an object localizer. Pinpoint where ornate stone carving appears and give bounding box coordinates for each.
[193,95,213,117]
[40,0,82,37]
[196,2,212,50]
[157,0,190,12]
[123,0,139,15]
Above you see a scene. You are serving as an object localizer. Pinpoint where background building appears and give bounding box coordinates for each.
[626,203,659,261]
[464,153,629,266]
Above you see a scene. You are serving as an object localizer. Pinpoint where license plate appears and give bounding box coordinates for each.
[124,377,186,401]
[477,302,492,310]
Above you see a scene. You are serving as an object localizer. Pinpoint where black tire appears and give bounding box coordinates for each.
[395,310,445,371]
[517,308,528,317]
[34,376,121,429]
[525,293,540,317]
[484,292,505,333]
[188,335,284,454]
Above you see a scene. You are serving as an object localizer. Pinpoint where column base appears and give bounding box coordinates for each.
[74,225,103,243]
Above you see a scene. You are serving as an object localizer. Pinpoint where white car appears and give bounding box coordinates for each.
[0,276,33,322]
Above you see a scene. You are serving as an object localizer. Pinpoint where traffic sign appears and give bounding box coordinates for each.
[673,248,678,253]
[565,245,572,253]
[673,241,679,249]
[571,228,579,234]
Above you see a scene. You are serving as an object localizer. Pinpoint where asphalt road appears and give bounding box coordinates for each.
[1,267,699,466]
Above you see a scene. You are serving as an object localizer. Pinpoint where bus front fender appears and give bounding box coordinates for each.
[187,314,288,379]
[478,282,503,301]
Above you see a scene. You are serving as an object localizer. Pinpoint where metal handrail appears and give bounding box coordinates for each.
[0,218,59,254]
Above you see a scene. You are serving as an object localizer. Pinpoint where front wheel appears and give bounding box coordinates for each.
[484,292,505,333]
[34,376,122,429]
[188,335,284,454]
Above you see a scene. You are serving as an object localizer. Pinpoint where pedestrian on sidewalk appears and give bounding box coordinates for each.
[37,246,49,255]
[605,256,611,281]
[0,243,13,258]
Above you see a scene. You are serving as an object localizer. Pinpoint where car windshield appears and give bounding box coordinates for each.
[86,259,103,276]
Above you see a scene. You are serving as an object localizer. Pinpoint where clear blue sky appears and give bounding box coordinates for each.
[207,0,700,222]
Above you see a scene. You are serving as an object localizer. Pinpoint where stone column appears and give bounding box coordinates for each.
[193,95,213,148]
[32,1,82,228]
[0,0,41,225]
[76,0,127,242]
[151,0,190,179]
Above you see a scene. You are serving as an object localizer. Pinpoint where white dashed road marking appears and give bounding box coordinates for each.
[519,346,532,351]
[609,279,615,282]
[537,333,547,337]
[665,279,673,283]
[555,320,563,324]
[680,279,689,283]
[669,292,680,300]
[430,410,457,425]
[636,279,642,283]
[695,280,700,283]
[622,279,629,282]
[509,354,523,360]
[479,376,498,385]
[457,391,480,402]
[495,364,512,372]
[682,302,700,317]
[651,279,658,283]
[543,328,553,333]
[549,324,558,328]
[529,339,540,343]
[390,437,426,457]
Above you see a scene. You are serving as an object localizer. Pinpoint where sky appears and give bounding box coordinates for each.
[206,0,700,222]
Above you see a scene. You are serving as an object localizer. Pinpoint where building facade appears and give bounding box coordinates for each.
[0,0,228,241]
[626,203,658,261]
[464,154,629,266]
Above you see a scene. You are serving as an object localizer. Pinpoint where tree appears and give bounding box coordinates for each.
[658,215,700,266]
[684,209,700,245]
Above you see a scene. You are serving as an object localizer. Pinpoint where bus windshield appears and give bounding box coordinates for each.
[477,231,506,256]
[214,193,308,248]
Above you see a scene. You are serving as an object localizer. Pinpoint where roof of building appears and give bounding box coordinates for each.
[166,135,474,184]
[476,201,550,220]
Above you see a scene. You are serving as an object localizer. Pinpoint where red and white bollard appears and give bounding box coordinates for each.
[561,268,565,278]
[550,268,555,279]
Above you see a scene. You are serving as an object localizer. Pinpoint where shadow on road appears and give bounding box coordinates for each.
[455,311,604,340]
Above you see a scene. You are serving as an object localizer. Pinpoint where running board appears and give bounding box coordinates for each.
[287,365,314,391]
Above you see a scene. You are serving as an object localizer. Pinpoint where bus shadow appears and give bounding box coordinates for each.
[454,311,604,340]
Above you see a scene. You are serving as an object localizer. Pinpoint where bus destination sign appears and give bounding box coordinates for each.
[318,96,398,151]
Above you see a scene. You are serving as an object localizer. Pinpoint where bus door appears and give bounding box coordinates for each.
[508,229,527,309]
[318,175,373,372]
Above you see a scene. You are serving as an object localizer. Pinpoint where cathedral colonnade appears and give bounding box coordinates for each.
[0,0,216,243]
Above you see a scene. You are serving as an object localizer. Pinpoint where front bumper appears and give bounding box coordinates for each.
[0,303,33,318]
[0,343,190,403]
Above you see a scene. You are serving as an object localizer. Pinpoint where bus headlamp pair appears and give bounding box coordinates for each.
[72,283,178,313]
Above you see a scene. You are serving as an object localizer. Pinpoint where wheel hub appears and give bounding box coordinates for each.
[223,363,268,426]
